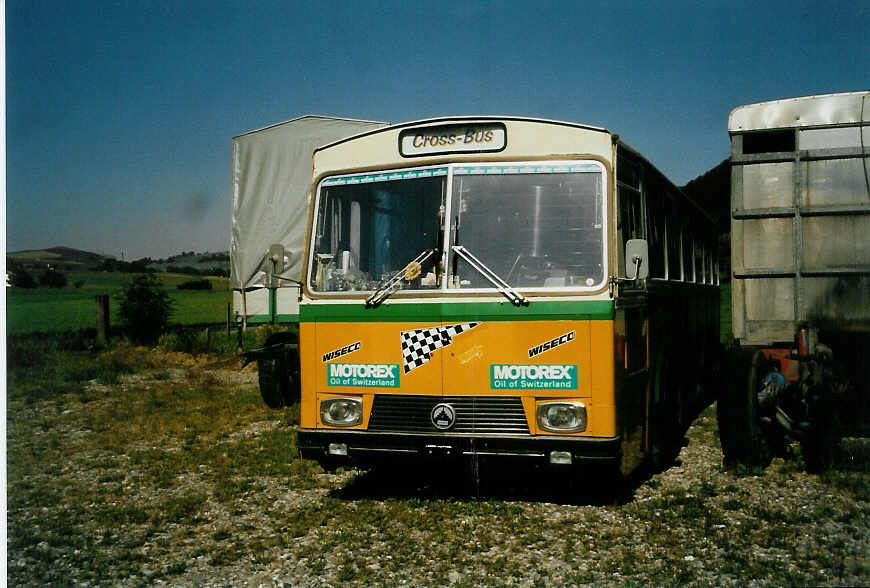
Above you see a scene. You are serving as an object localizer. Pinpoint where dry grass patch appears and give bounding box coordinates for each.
[7,340,870,586]
[7,339,305,584]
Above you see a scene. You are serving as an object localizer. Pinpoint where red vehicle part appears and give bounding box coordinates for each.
[760,348,800,383]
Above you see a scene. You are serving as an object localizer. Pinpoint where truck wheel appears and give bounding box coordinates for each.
[717,350,772,469]
[257,332,301,409]
[801,382,838,472]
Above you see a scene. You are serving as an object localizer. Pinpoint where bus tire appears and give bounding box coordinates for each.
[717,350,772,469]
[257,332,301,409]
[649,351,681,471]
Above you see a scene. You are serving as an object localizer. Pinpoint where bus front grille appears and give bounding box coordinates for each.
[368,395,530,435]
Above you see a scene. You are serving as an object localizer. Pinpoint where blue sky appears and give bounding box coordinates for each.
[7,0,869,259]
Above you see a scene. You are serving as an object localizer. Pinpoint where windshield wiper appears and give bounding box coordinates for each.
[451,246,528,307]
[365,249,436,308]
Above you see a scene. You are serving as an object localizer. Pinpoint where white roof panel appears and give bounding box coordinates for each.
[728,91,870,133]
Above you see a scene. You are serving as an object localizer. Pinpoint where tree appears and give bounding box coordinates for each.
[39,268,67,288]
[9,266,37,288]
[93,258,117,272]
[177,279,212,290]
[116,274,172,344]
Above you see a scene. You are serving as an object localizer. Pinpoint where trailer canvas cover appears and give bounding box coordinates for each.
[231,115,387,316]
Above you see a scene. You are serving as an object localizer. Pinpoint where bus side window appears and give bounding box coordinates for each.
[687,234,696,283]
[618,187,643,240]
[688,230,695,282]
[665,197,681,281]
[708,241,716,284]
[674,218,692,282]
[646,188,666,279]
[618,186,644,277]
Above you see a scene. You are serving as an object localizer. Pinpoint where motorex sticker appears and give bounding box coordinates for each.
[327,363,400,388]
[490,364,578,390]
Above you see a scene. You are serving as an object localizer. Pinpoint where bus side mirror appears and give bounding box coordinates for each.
[625,239,649,280]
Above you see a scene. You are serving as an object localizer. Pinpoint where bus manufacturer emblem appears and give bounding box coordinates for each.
[431,403,456,430]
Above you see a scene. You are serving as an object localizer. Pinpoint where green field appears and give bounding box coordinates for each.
[8,271,734,337]
[6,271,231,335]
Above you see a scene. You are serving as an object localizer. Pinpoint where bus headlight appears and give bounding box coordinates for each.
[320,397,363,427]
[537,401,587,433]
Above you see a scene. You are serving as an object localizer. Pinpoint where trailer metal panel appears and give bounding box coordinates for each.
[729,91,870,132]
[730,92,870,344]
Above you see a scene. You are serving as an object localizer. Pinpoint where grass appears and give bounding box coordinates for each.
[6,270,231,334]
[6,336,869,586]
[7,333,301,584]
[10,271,732,339]
[7,335,153,402]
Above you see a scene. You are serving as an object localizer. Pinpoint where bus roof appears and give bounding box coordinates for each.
[314,115,610,153]
[728,90,870,133]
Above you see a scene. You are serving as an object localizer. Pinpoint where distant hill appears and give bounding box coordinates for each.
[7,247,229,277]
[682,159,731,278]
[7,247,113,267]
[682,158,730,233]
[45,246,109,261]
[146,251,229,271]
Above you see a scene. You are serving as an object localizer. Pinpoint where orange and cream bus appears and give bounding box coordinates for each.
[237,116,720,478]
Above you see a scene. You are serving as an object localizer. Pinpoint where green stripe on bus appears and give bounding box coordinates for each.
[299,300,614,323]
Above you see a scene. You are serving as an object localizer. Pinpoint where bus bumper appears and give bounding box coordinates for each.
[298,429,621,470]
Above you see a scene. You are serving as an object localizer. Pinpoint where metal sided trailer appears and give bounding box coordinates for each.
[719,91,870,469]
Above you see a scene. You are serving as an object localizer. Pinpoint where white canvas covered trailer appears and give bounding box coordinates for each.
[231,115,388,324]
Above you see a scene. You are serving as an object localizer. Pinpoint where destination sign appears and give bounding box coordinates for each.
[399,123,506,157]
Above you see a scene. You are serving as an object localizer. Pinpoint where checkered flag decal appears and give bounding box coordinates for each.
[400,322,480,374]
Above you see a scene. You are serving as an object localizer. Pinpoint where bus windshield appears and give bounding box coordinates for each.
[310,169,447,293]
[450,165,605,290]
[309,163,606,294]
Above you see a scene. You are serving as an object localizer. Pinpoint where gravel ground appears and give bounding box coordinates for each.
[172,415,870,586]
[7,354,870,586]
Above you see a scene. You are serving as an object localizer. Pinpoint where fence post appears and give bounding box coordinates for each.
[95,294,110,348]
